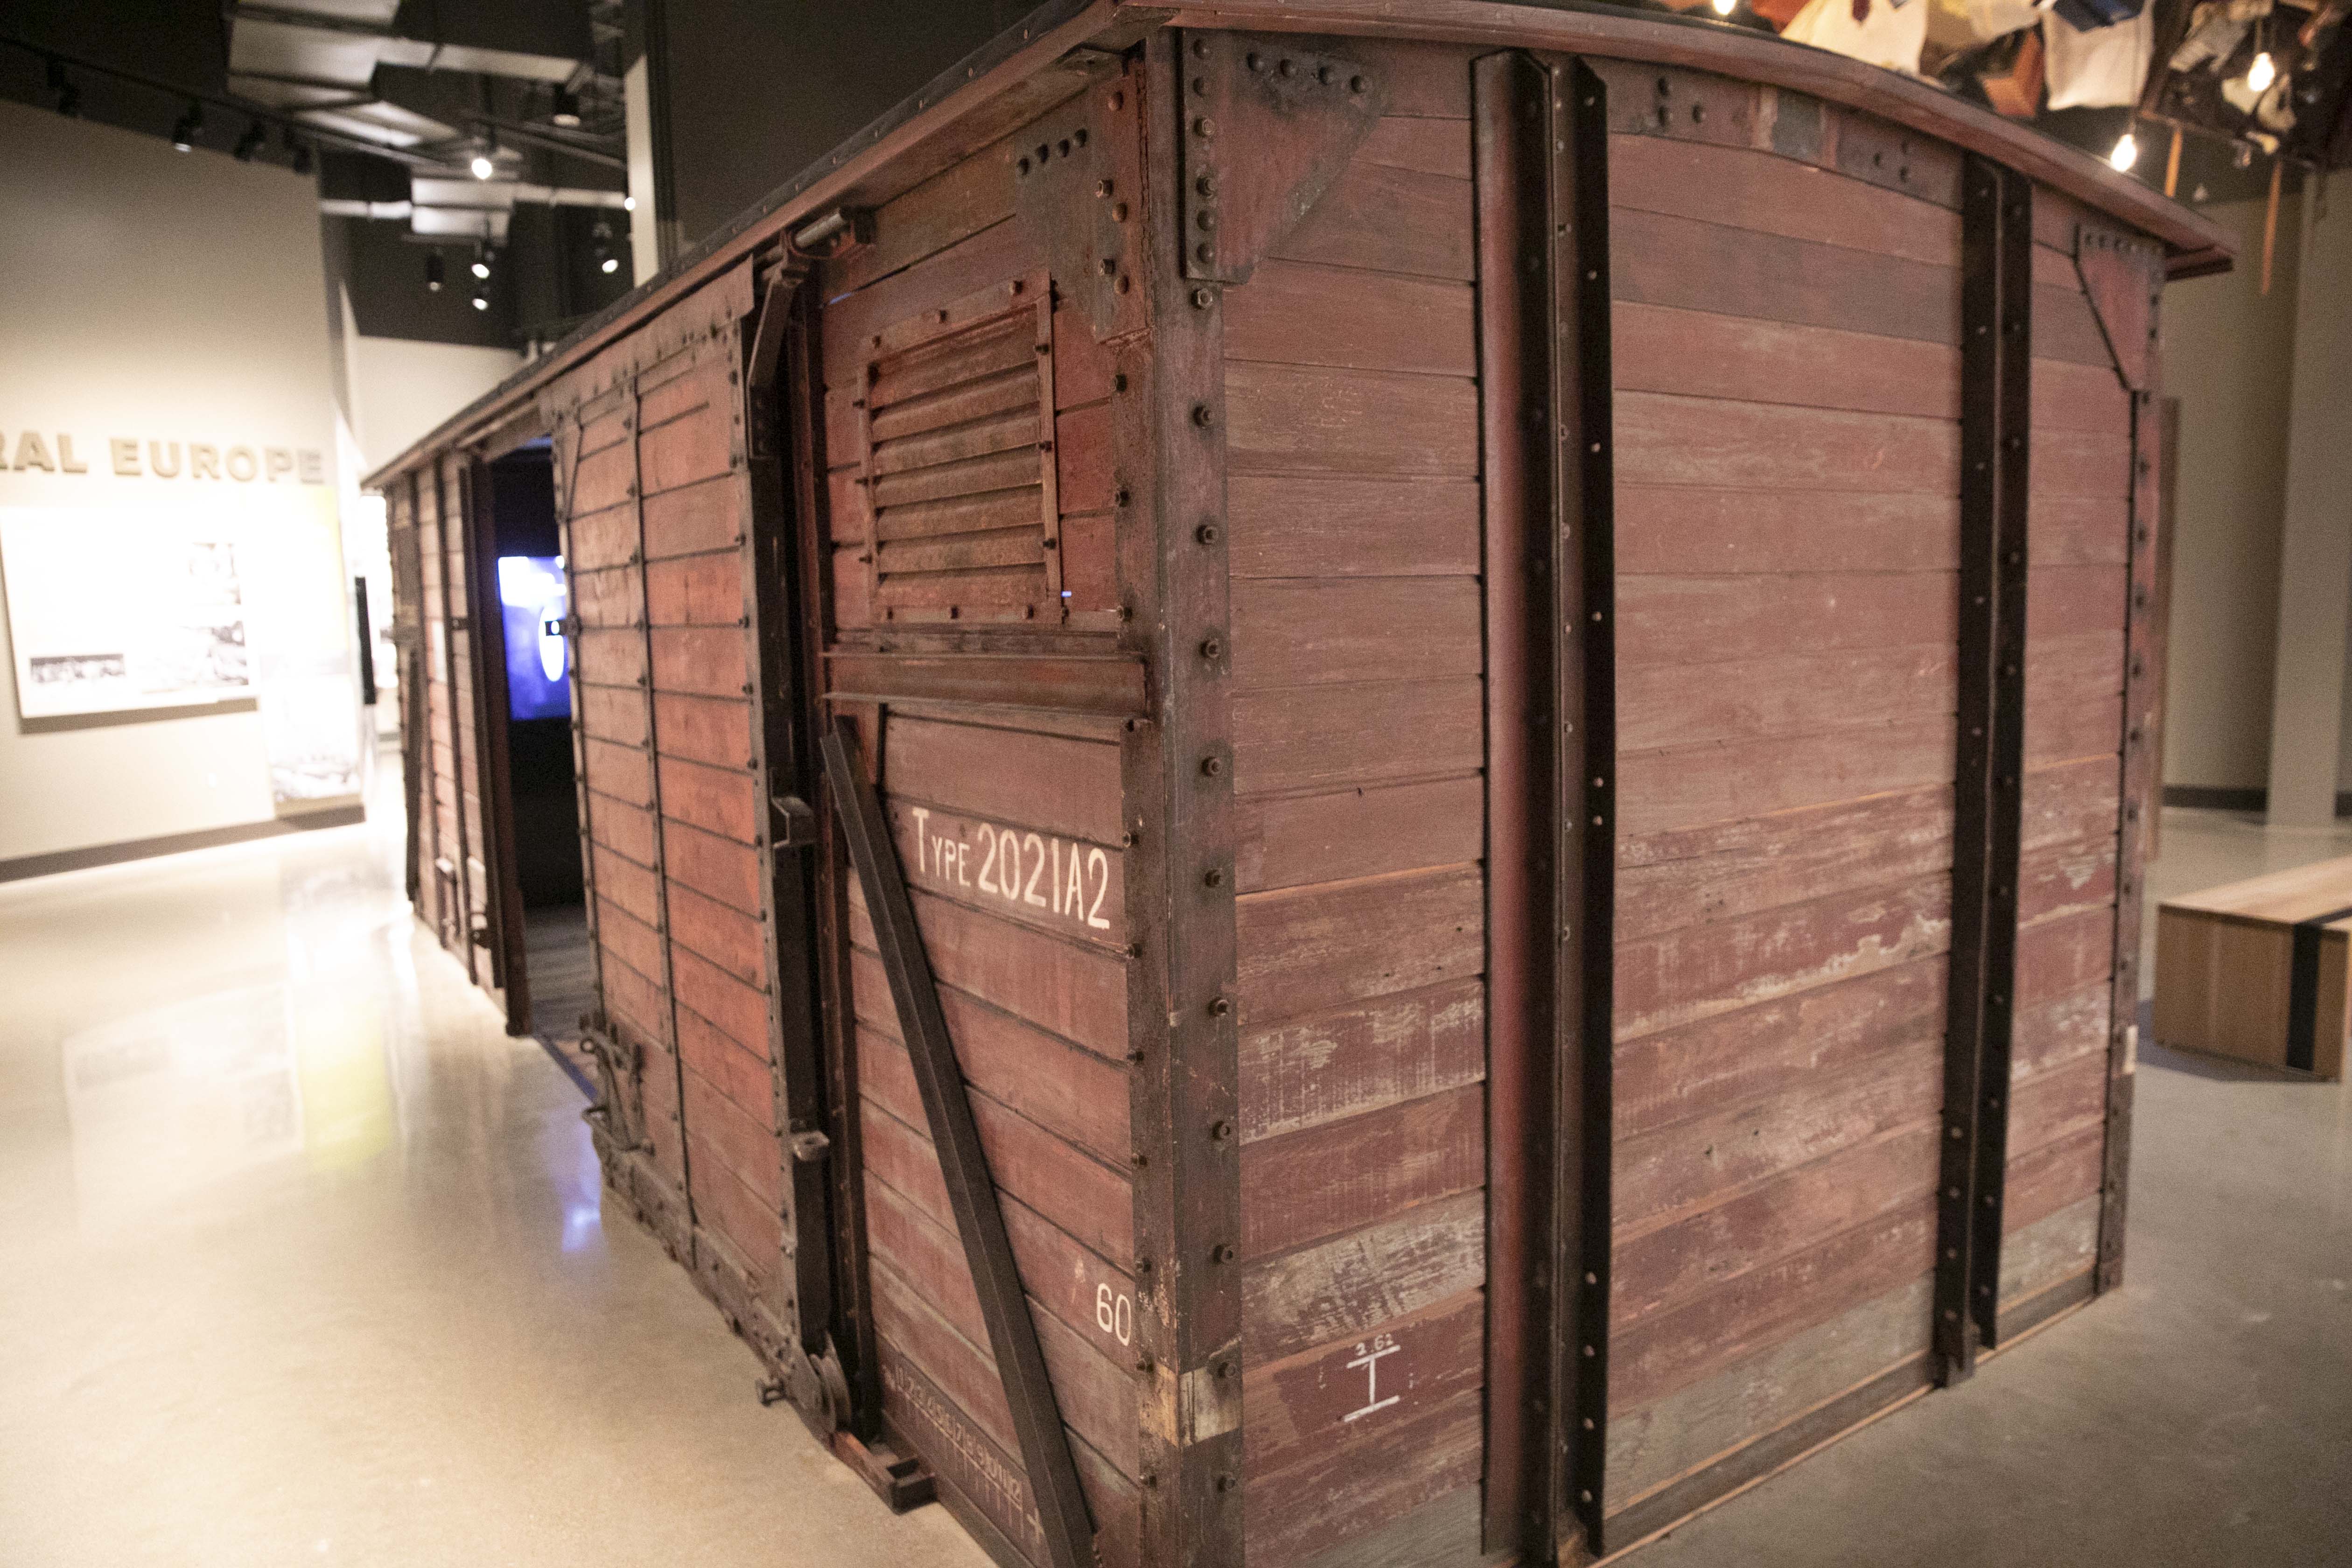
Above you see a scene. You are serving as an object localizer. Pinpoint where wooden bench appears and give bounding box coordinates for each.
[2153,854,2352,1078]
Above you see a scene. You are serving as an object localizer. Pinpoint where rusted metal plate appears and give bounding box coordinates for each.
[1179,31,1390,286]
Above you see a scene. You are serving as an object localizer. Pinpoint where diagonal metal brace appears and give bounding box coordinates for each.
[819,716,1096,1568]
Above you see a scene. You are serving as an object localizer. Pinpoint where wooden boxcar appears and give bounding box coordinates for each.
[371,4,2229,1565]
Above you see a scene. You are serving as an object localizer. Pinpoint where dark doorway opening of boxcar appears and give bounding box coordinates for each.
[480,441,591,1049]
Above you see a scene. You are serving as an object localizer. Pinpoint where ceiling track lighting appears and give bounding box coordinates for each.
[551,86,582,128]
[2108,127,2139,172]
[233,121,267,162]
[426,252,446,292]
[170,101,203,153]
[470,243,493,281]
[470,293,490,312]
[287,129,314,177]
[470,126,498,181]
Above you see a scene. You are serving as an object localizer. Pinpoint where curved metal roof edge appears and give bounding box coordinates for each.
[364,0,2231,492]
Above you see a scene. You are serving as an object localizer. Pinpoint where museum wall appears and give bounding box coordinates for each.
[343,332,523,478]
[2161,192,2302,798]
[0,100,349,874]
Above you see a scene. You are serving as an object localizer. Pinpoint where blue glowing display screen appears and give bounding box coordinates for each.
[497,556,569,721]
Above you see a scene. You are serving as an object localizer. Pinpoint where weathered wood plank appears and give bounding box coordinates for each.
[1242,1085,1485,1259]
[1615,956,1944,1143]
[1232,577,1481,689]
[1237,776,1483,895]
[1609,1197,1935,1410]
[1243,1190,1486,1367]
[1617,391,1959,494]
[1269,157,1475,280]
[1234,678,1482,797]
[1243,1288,1484,1471]
[1613,302,1960,420]
[1236,867,1484,1027]
[1241,978,1486,1146]
[1618,716,1953,839]
[1615,1037,1941,1227]
[1246,1387,1484,1568]
[884,712,1124,847]
[1226,363,1480,478]
[1619,571,1957,668]
[850,944,1130,1163]
[1617,486,1959,575]
[1606,1274,1931,1504]
[847,879,1128,1057]
[1228,475,1481,580]
[1620,643,1954,753]
[1615,876,1951,1041]
[1612,207,1960,347]
[1617,784,1952,942]
[1226,261,1477,376]
[1608,133,1960,265]
[1614,1121,1939,1327]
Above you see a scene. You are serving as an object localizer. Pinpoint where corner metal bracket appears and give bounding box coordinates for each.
[1177,30,1389,285]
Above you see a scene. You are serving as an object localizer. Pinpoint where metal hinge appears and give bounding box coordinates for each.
[772,794,818,849]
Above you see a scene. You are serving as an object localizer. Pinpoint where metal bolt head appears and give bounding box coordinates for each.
[1204,867,1225,888]
[1191,402,1215,427]
[1213,1244,1237,1264]
[1191,287,1213,309]
[1196,522,1219,544]
[1200,754,1223,777]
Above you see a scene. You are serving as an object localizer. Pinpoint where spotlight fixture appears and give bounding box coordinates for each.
[470,243,492,281]
[470,126,498,181]
[46,59,80,118]
[2108,129,2138,172]
[622,194,637,212]
[426,252,446,292]
[233,121,267,162]
[1712,0,1737,14]
[601,255,621,274]
[170,102,203,153]
[2247,49,2278,91]
[551,86,582,128]
[470,293,490,312]
[288,133,314,177]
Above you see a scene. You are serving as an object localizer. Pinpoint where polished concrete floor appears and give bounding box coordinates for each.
[2,795,2346,1566]
[0,770,984,1568]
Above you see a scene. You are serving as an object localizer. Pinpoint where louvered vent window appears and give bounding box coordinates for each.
[858,287,1062,624]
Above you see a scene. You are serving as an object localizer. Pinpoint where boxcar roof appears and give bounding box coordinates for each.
[364,0,2232,490]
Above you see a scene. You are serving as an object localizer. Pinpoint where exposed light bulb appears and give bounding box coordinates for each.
[1713,0,1737,14]
[470,153,495,180]
[622,195,637,211]
[2108,131,2138,172]
[471,259,491,280]
[600,256,621,274]
[471,294,490,311]
[2247,50,2277,91]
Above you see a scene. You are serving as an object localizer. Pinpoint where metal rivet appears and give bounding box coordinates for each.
[1213,1244,1237,1264]
[1194,115,1215,138]
[1097,178,1113,197]
[1204,867,1225,888]
[1192,402,1215,427]
[1208,994,1231,1016]
[1211,1117,1235,1139]
[1278,58,1295,77]
[1196,522,1219,544]
[1200,636,1223,658]
[1246,51,1264,70]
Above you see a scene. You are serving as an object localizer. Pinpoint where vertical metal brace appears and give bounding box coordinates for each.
[819,720,1097,1568]
[1480,49,1617,1563]
[1938,158,2031,1382]
[742,263,844,1419]
[1548,56,1617,1561]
